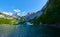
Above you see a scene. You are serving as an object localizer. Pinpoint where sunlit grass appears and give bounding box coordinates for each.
[0,18,19,25]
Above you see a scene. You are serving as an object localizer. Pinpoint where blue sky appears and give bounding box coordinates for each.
[0,0,47,16]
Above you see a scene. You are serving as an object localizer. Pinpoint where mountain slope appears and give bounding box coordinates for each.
[0,12,19,25]
[32,0,60,25]
[25,10,43,21]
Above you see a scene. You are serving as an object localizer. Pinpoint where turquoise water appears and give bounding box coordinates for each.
[0,24,60,37]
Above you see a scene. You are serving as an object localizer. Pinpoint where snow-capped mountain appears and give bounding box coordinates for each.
[25,10,43,21]
[0,12,15,19]
[2,12,20,18]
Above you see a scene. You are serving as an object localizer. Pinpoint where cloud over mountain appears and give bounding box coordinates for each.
[13,9,21,13]
[1,9,27,16]
[2,12,13,16]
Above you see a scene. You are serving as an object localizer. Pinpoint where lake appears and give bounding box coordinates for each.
[0,24,60,37]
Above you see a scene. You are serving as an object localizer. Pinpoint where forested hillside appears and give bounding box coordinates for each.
[32,0,60,25]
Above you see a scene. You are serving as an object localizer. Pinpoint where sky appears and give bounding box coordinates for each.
[0,0,48,16]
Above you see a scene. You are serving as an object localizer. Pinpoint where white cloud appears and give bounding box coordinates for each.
[16,11,26,16]
[2,12,13,16]
[13,9,27,16]
[1,9,27,16]
[13,9,21,13]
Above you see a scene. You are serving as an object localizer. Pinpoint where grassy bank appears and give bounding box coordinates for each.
[0,18,19,25]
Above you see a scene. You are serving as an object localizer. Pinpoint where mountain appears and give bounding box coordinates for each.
[25,1,47,22]
[25,10,43,21]
[31,0,60,25]
[0,12,19,25]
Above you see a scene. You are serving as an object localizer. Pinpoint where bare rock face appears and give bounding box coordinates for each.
[25,11,43,21]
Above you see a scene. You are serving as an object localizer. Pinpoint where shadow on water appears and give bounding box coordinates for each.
[0,24,60,37]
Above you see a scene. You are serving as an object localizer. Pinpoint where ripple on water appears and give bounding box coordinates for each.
[0,25,19,37]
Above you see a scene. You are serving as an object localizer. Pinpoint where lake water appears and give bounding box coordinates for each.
[0,24,60,37]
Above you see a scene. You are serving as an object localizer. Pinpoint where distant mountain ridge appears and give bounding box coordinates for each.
[25,10,43,21]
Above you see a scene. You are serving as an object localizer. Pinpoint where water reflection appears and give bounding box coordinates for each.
[0,25,60,37]
[0,25,16,37]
